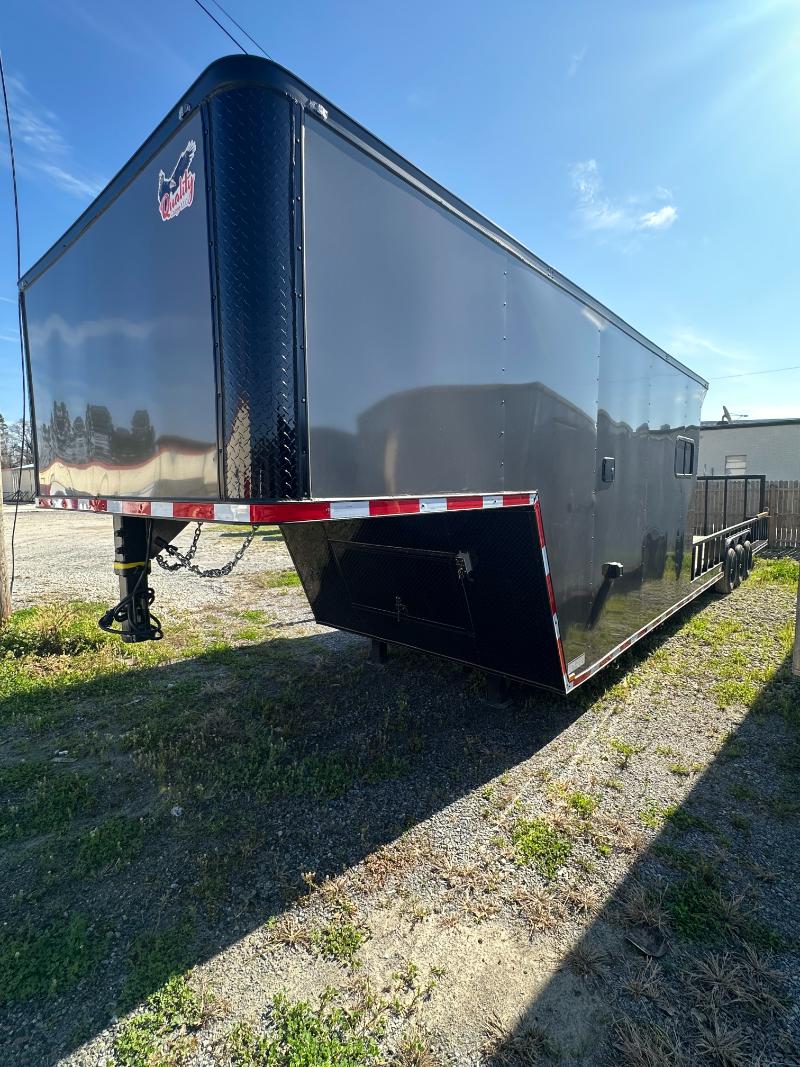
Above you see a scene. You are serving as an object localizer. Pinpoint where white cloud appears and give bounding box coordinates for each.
[0,332,20,343]
[569,159,678,239]
[3,74,104,200]
[668,329,748,364]
[639,205,678,230]
[567,46,587,78]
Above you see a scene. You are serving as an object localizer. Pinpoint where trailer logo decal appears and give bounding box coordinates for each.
[157,140,196,221]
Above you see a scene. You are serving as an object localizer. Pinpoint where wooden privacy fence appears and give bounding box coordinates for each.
[769,481,800,548]
[688,477,800,548]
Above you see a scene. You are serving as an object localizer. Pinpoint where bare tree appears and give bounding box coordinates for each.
[5,418,32,468]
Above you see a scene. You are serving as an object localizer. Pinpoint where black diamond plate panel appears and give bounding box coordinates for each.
[209,88,301,500]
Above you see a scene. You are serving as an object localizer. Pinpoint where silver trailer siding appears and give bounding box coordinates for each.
[21,56,745,691]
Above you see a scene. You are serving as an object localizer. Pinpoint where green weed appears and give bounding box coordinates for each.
[608,738,641,768]
[0,772,95,841]
[74,815,145,876]
[114,974,203,1067]
[257,569,302,590]
[228,990,383,1067]
[750,557,799,587]
[567,791,598,819]
[511,817,572,878]
[235,627,263,642]
[119,919,195,1012]
[313,919,366,966]
[0,914,107,1005]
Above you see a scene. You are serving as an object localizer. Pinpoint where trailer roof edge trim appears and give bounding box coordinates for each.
[18,54,707,390]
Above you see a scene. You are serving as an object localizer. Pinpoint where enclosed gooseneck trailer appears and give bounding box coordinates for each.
[21,56,767,694]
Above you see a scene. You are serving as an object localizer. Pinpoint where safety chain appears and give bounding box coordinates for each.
[154,522,260,578]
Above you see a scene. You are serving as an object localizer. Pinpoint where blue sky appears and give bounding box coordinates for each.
[1,0,798,424]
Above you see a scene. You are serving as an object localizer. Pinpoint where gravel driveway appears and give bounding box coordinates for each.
[3,503,322,626]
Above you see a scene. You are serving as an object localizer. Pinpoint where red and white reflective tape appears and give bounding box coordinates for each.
[36,491,539,524]
[531,497,570,692]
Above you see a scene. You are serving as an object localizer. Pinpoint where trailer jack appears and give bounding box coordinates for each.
[99,516,187,642]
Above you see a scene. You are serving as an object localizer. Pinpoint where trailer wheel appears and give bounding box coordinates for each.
[741,540,753,580]
[738,546,750,588]
[715,547,737,595]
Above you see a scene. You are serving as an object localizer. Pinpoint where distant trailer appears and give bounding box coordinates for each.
[2,463,36,503]
[20,57,767,694]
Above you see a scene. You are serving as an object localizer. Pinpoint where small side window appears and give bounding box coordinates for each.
[675,436,694,477]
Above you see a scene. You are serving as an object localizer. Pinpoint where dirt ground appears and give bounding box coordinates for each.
[1,507,799,1066]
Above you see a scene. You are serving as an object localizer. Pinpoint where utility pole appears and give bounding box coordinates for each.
[793,569,800,678]
[0,489,10,623]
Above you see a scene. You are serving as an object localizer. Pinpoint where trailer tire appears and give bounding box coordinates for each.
[715,547,737,595]
[733,544,744,588]
[741,540,752,580]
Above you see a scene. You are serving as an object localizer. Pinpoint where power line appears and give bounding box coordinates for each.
[709,364,800,382]
[208,0,272,59]
[189,0,247,53]
[0,48,26,597]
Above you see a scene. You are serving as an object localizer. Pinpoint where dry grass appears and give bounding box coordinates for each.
[263,912,312,950]
[612,1016,687,1067]
[561,879,603,917]
[483,1012,557,1066]
[622,959,663,1001]
[618,880,669,933]
[508,886,565,933]
[566,941,610,979]
[394,1029,442,1066]
[695,1008,752,1066]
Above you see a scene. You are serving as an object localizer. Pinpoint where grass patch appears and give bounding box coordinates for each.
[665,871,727,942]
[0,771,95,841]
[0,603,194,729]
[567,790,598,819]
[313,919,367,965]
[639,803,710,833]
[114,974,203,1067]
[665,869,782,949]
[257,568,302,590]
[235,627,263,642]
[750,557,799,587]
[119,919,195,1012]
[0,914,106,1005]
[228,990,383,1067]
[0,759,49,792]
[608,738,641,768]
[74,814,146,876]
[511,817,572,878]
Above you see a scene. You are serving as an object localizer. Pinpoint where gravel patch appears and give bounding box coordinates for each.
[0,511,798,1066]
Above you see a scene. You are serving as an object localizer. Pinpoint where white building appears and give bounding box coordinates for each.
[1,463,36,502]
[699,418,800,480]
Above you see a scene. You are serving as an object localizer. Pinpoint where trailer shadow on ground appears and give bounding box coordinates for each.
[0,578,796,1065]
[484,651,800,1066]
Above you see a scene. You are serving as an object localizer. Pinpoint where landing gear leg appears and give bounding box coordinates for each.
[370,638,389,665]
[485,673,511,708]
[105,516,161,642]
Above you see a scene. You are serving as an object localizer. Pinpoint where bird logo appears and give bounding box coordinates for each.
[157,139,197,221]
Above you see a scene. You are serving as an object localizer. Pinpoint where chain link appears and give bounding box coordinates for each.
[154,522,259,578]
